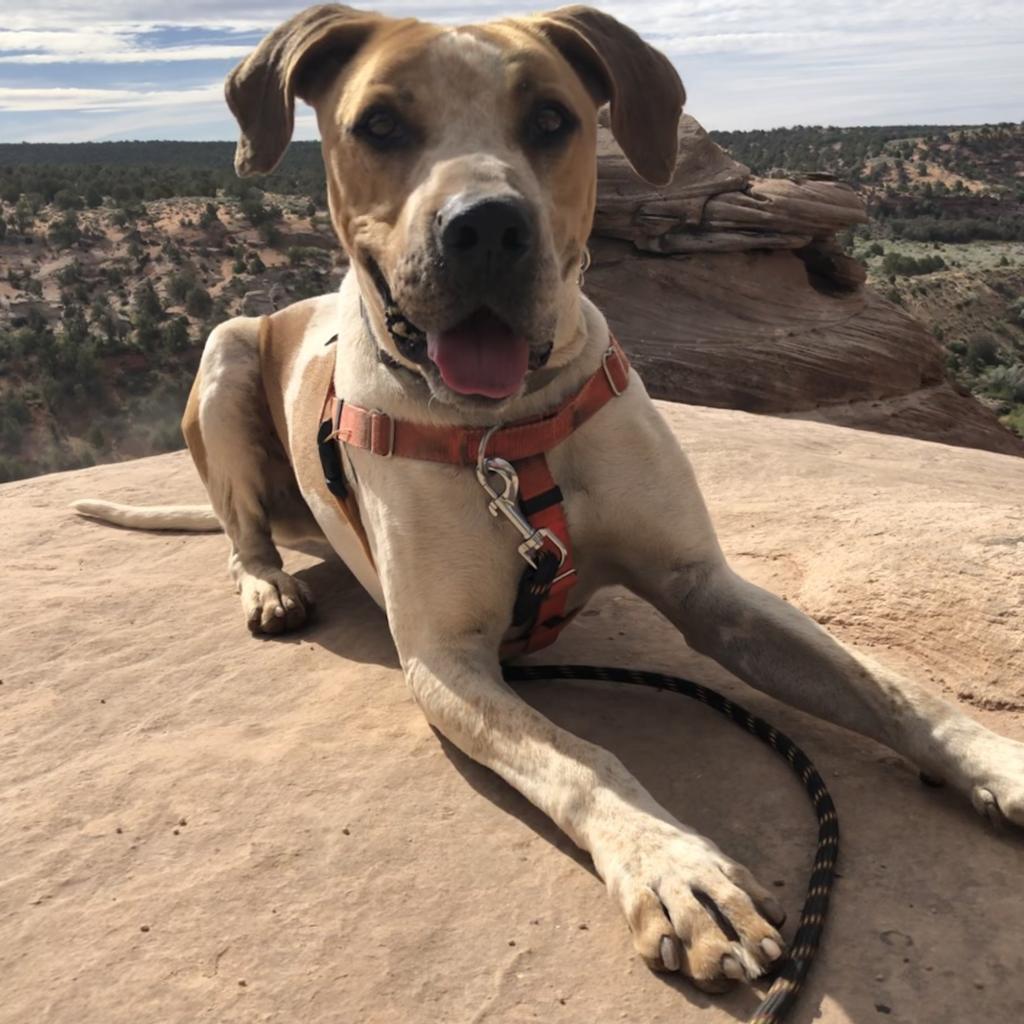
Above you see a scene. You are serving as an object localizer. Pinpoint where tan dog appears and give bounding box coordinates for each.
[74,3,1024,994]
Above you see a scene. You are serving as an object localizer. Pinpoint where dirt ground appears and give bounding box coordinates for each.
[2,403,1023,1024]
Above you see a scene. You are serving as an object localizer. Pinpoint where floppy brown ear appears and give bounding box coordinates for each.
[528,5,685,186]
[225,4,385,177]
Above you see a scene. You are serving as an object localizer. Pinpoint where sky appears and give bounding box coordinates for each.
[0,1,1021,143]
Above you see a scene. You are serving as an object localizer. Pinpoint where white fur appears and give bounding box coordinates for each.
[69,18,1024,984]
[70,499,220,531]
[72,270,1024,988]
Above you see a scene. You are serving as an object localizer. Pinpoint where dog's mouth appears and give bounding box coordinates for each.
[427,308,530,400]
[364,257,550,401]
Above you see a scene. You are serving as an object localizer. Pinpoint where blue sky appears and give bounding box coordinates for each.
[1,1,1021,143]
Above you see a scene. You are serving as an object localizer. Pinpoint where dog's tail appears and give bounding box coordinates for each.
[71,499,222,532]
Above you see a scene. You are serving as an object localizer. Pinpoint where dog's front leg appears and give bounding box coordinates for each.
[401,639,787,988]
[632,557,1024,829]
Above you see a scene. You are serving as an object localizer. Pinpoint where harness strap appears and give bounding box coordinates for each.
[319,334,631,655]
[501,454,579,657]
[318,384,377,571]
[333,337,630,466]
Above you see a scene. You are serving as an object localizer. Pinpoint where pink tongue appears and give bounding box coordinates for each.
[427,309,529,399]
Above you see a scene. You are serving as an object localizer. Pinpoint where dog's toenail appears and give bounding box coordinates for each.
[761,938,782,961]
[721,954,745,979]
[660,936,680,971]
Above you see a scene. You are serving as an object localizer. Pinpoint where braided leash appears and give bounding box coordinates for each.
[502,663,839,1024]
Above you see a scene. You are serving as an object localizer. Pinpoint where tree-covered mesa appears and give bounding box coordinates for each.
[0,140,328,209]
[1,124,1022,483]
[0,143,343,483]
[710,123,1024,243]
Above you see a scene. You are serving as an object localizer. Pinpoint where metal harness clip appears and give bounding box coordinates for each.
[475,426,567,570]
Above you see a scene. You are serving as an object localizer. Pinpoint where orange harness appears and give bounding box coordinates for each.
[318,337,631,657]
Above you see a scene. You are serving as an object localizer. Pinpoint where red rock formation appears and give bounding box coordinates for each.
[591,115,1022,457]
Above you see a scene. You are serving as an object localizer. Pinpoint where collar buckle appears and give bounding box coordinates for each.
[369,410,395,458]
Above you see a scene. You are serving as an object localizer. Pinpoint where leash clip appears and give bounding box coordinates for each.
[475,429,567,570]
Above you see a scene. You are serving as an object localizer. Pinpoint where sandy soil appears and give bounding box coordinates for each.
[2,404,1023,1024]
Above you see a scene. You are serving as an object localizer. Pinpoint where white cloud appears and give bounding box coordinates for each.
[0,1,1020,138]
[0,46,251,65]
[0,83,223,113]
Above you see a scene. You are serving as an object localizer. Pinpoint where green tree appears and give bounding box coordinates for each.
[184,285,213,319]
[54,188,84,211]
[199,202,220,228]
[161,316,191,352]
[132,280,164,350]
[48,210,82,248]
[166,266,198,305]
[967,334,998,367]
[14,195,33,234]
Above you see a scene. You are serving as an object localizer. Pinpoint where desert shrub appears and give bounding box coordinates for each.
[53,188,84,211]
[55,260,84,286]
[1001,405,1024,438]
[288,245,331,266]
[48,210,82,248]
[14,195,34,233]
[258,222,282,246]
[132,280,163,321]
[199,202,220,228]
[978,365,1024,403]
[966,334,999,367]
[184,286,213,319]
[881,252,946,277]
[165,265,199,305]
[240,192,282,228]
[0,455,29,483]
[162,316,191,352]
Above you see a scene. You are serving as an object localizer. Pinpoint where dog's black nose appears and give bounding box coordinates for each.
[438,196,534,273]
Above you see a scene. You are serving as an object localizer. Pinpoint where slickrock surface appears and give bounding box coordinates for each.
[3,407,1023,1024]
[591,117,1022,457]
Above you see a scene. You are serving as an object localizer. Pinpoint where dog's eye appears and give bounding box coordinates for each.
[536,106,564,135]
[353,106,410,150]
[527,102,576,148]
[366,111,397,138]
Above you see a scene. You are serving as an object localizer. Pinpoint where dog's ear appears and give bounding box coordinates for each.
[528,6,684,186]
[225,4,385,177]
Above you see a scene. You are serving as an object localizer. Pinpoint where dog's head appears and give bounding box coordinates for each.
[227,4,683,408]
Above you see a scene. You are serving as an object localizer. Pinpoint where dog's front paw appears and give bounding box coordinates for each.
[594,815,786,991]
[958,732,1024,828]
[240,570,314,635]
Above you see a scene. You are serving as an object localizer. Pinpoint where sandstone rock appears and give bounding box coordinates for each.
[591,116,1022,456]
[3,409,1022,1024]
[240,289,274,316]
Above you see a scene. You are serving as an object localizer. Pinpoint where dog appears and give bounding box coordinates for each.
[73,3,1024,994]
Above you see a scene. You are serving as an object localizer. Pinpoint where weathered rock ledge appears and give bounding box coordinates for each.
[591,115,1022,456]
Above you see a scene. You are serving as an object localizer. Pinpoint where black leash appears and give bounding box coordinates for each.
[502,663,838,1024]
